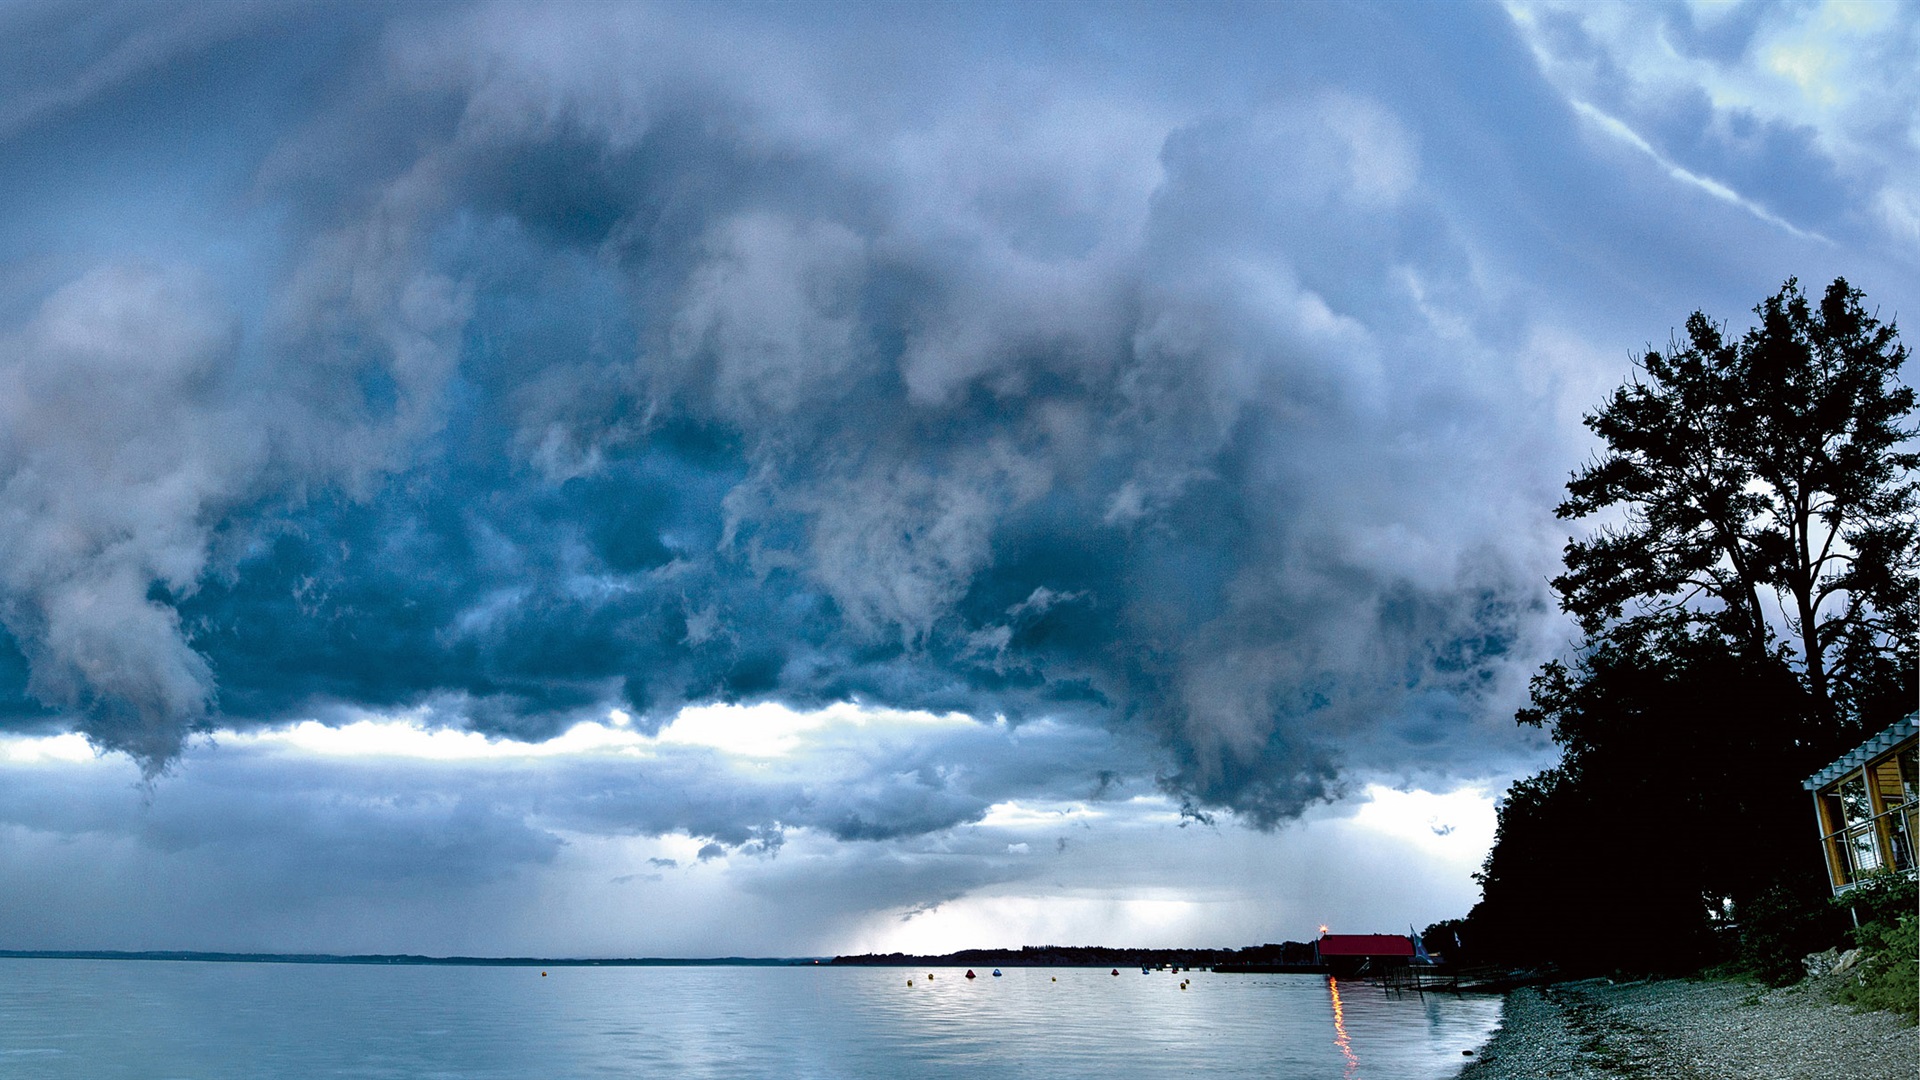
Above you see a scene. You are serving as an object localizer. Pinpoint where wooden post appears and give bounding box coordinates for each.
[1811,787,1847,891]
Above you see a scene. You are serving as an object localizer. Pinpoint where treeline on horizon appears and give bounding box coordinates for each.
[831,942,1320,968]
[1429,278,1918,988]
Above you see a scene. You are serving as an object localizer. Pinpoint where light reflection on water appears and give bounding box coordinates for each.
[0,959,1500,1079]
[1329,975,1360,1079]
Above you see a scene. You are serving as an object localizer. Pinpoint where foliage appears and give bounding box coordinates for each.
[1555,278,1917,730]
[1835,869,1919,929]
[1466,279,1917,978]
[1419,918,1474,964]
[1470,632,1821,975]
[1828,874,1920,1018]
[1832,910,1919,1021]
[1731,879,1851,987]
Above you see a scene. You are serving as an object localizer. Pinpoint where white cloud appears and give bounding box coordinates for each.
[1567,98,1829,242]
[0,710,1509,955]
[656,701,976,759]
[0,731,99,765]
[1506,0,1920,249]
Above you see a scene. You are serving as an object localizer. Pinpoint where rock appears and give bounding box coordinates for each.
[1460,975,1919,1080]
[1802,948,1841,978]
[1830,947,1867,976]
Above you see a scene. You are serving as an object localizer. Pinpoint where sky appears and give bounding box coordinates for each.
[0,0,1914,958]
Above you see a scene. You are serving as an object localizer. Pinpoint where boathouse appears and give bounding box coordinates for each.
[1803,713,1918,894]
[1314,934,1414,976]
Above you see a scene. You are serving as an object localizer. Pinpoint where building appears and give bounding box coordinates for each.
[1803,713,1918,894]
[1314,933,1414,976]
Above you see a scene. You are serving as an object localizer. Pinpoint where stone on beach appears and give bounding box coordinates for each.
[1458,977,1916,1080]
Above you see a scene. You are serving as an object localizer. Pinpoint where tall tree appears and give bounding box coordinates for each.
[1469,279,1917,976]
[1555,278,1918,731]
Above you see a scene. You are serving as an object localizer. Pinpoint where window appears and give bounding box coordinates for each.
[1889,813,1914,873]
[1849,829,1883,874]
[1839,774,1873,824]
[1835,771,1886,879]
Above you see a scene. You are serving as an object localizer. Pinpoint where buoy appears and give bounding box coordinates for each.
[1050,976,1057,982]
[541,972,547,977]
[1110,969,1120,976]
[965,969,977,979]
[928,974,934,980]
[907,979,913,986]
[992,969,1002,977]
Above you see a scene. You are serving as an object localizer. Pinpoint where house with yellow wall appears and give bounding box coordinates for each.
[1803,713,1918,894]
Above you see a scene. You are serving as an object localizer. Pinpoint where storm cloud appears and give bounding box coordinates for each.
[0,0,1910,860]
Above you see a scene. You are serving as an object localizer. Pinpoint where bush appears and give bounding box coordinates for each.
[1832,911,1919,1021]
[1836,872,1918,932]
[1735,881,1850,986]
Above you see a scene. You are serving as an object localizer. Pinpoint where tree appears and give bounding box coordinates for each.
[1554,278,1918,732]
[1472,626,1830,974]
[1467,279,1917,976]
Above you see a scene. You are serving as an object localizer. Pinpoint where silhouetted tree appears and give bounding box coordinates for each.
[1470,279,1916,976]
[1555,277,1917,732]
[1473,628,1825,973]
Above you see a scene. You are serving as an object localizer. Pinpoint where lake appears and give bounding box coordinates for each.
[0,959,1501,1078]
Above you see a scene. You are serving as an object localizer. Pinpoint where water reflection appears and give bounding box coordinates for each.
[1329,976,1360,1078]
[0,961,1501,1080]
[1326,973,1504,1080]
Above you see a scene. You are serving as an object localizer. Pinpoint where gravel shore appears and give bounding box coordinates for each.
[1456,976,1917,1080]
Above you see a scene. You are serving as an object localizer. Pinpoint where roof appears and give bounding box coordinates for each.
[1803,713,1918,791]
[1316,934,1414,957]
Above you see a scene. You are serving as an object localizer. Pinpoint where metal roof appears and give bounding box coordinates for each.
[1803,713,1918,791]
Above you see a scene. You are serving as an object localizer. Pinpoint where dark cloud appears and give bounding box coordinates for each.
[0,1,1567,822]
[7,0,1902,848]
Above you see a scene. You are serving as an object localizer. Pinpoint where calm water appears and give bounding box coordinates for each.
[0,959,1500,1079]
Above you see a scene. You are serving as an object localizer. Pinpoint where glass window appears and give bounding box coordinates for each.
[1839,774,1873,825]
[1889,814,1914,873]
[1901,747,1918,807]
[1849,829,1883,874]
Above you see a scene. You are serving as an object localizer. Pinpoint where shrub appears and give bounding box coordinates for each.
[1735,881,1850,986]
[1832,911,1919,1021]
[1836,872,1918,932]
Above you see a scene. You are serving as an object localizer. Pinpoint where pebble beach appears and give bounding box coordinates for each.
[1457,976,1918,1080]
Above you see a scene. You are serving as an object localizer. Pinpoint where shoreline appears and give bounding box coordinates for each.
[1458,976,1917,1080]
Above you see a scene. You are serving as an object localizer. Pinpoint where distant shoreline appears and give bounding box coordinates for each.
[1,941,1326,971]
[830,943,1319,969]
[0,950,822,967]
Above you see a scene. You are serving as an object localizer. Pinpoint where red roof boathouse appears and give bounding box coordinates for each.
[1314,934,1415,975]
